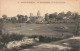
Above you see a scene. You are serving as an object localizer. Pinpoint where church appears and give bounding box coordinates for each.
[29,11,44,23]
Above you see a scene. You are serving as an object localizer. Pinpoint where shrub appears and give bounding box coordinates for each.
[1,34,25,44]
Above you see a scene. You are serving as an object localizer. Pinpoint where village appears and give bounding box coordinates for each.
[0,11,80,24]
[0,11,80,51]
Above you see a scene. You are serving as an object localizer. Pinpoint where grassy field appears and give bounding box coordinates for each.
[2,23,79,37]
[0,23,80,51]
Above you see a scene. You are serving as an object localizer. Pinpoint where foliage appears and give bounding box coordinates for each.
[11,17,17,23]
[1,34,25,44]
[1,11,80,23]
[65,11,72,17]
[2,15,7,19]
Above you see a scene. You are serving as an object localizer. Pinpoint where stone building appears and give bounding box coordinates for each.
[29,11,44,23]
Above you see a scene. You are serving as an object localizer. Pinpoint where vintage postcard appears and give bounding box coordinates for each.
[0,0,80,51]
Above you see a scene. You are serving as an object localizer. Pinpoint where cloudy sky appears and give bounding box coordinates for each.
[0,0,80,17]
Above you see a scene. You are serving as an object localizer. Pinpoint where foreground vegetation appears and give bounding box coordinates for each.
[0,33,67,51]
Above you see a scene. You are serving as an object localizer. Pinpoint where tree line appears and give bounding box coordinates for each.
[0,11,80,23]
[45,11,80,23]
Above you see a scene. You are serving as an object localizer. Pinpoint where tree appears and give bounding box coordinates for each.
[2,15,7,19]
[11,17,17,23]
[49,12,57,18]
[56,15,63,21]
[17,14,24,23]
[58,12,65,17]
[48,12,58,23]
[74,13,80,36]
[2,15,7,22]
[65,11,72,17]
[0,19,3,23]
[0,22,3,35]
[45,13,50,23]
[56,12,65,21]
[71,13,78,20]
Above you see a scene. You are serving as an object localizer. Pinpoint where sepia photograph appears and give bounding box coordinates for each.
[0,0,80,51]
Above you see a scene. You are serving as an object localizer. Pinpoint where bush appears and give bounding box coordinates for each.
[0,34,25,50]
[1,34,25,44]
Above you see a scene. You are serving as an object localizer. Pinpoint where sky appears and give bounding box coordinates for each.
[0,0,80,18]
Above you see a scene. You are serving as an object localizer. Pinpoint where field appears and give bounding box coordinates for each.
[2,23,79,37]
[0,23,80,51]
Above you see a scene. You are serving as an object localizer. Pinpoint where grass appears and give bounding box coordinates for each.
[2,23,76,37]
[0,23,80,51]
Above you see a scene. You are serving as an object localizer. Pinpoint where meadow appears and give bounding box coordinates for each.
[0,23,80,51]
[2,23,78,37]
